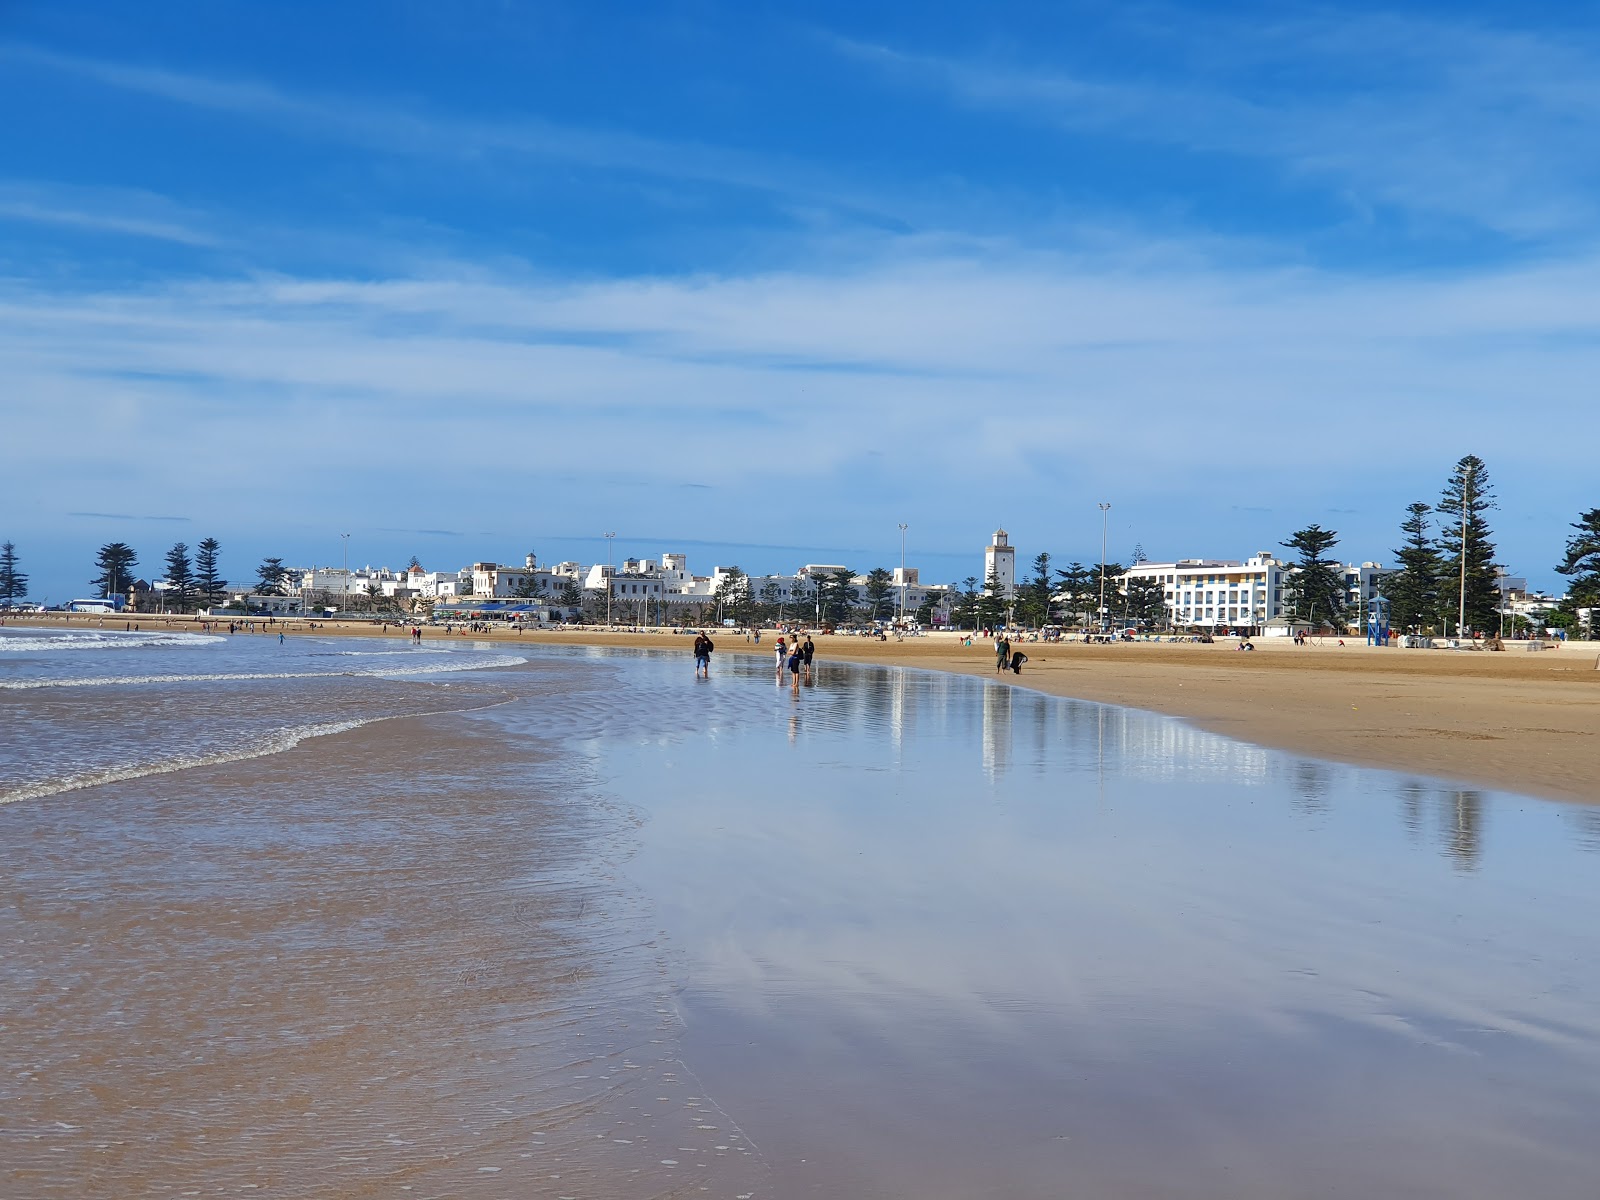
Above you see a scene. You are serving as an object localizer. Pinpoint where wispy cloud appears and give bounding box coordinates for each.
[1,44,909,229]
[0,181,220,246]
[829,12,1600,238]
[68,511,191,522]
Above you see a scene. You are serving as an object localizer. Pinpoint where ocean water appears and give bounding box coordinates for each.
[3,629,1599,1198]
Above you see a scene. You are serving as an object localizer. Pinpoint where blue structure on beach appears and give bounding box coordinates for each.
[1367,595,1391,645]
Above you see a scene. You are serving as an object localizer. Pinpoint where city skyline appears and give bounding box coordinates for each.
[3,3,1595,600]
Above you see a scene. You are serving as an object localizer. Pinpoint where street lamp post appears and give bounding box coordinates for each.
[897,522,908,628]
[604,532,615,627]
[340,533,351,606]
[1097,502,1111,634]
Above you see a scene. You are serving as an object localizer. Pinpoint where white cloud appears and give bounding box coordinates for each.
[0,181,221,246]
[829,12,1600,238]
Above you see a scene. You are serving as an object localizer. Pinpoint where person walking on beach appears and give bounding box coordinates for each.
[995,634,1011,673]
[774,636,788,681]
[693,631,714,678]
[787,641,804,692]
[801,635,815,680]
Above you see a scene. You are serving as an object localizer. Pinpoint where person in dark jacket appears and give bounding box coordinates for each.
[693,632,714,677]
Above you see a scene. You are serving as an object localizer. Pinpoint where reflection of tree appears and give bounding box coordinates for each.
[1563,809,1600,854]
[1396,780,1427,839]
[1289,760,1332,815]
[1441,790,1484,871]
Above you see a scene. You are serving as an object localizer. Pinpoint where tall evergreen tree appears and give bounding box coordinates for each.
[0,541,27,605]
[1123,574,1167,629]
[1053,561,1092,627]
[163,543,196,612]
[255,557,289,595]
[863,567,895,621]
[1387,502,1441,633]
[1436,454,1498,635]
[92,542,139,599]
[1018,551,1052,627]
[1555,508,1600,636]
[823,569,858,625]
[194,537,225,609]
[978,569,1009,629]
[952,576,981,630]
[1280,524,1346,631]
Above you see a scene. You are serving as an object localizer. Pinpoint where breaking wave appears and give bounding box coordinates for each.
[0,630,226,652]
[0,655,530,690]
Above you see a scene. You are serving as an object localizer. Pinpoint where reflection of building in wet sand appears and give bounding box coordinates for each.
[982,682,1013,780]
[1442,789,1484,871]
[1110,709,1273,785]
[1390,779,1487,869]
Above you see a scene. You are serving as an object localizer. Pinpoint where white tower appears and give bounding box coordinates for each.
[984,528,1016,599]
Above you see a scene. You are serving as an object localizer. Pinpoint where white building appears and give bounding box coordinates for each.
[1123,553,1288,629]
[984,529,1016,598]
[1122,552,1388,630]
[471,555,568,599]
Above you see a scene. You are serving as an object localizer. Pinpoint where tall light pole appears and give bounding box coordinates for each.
[340,533,350,602]
[604,532,616,627]
[1097,502,1111,634]
[897,522,908,627]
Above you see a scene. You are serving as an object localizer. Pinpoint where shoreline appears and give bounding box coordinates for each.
[9,613,1599,805]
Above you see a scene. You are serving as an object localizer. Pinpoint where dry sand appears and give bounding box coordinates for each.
[18,614,1600,804]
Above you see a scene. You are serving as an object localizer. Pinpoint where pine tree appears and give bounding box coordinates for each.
[0,541,28,605]
[953,576,981,630]
[821,569,857,625]
[1053,561,1092,627]
[194,537,225,609]
[1123,574,1167,629]
[978,569,1008,630]
[1555,508,1600,636]
[1019,552,1052,627]
[1280,524,1346,631]
[92,543,139,599]
[864,567,895,622]
[163,543,196,612]
[1387,502,1441,633]
[255,557,289,595]
[1436,455,1498,635]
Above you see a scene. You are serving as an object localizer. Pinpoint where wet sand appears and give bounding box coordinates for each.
[16,615,1600,803]
[84,614,1599,804]
[1,659,764,1198]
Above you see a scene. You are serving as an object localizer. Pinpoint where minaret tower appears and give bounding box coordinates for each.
[984,528,1016,598]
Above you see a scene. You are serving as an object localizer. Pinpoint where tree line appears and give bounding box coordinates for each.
[5,470,1596,635]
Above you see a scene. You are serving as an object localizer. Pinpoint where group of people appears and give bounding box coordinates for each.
[993,634,1028,675]
[691,629,817,689]
[775,634,816,689]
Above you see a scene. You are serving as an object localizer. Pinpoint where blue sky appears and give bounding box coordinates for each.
[2,1,1597,599]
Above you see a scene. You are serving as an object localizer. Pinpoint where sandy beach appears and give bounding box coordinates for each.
[14,614,1600,804]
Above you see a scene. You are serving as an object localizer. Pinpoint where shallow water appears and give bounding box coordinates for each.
[3,632,1599,1197]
